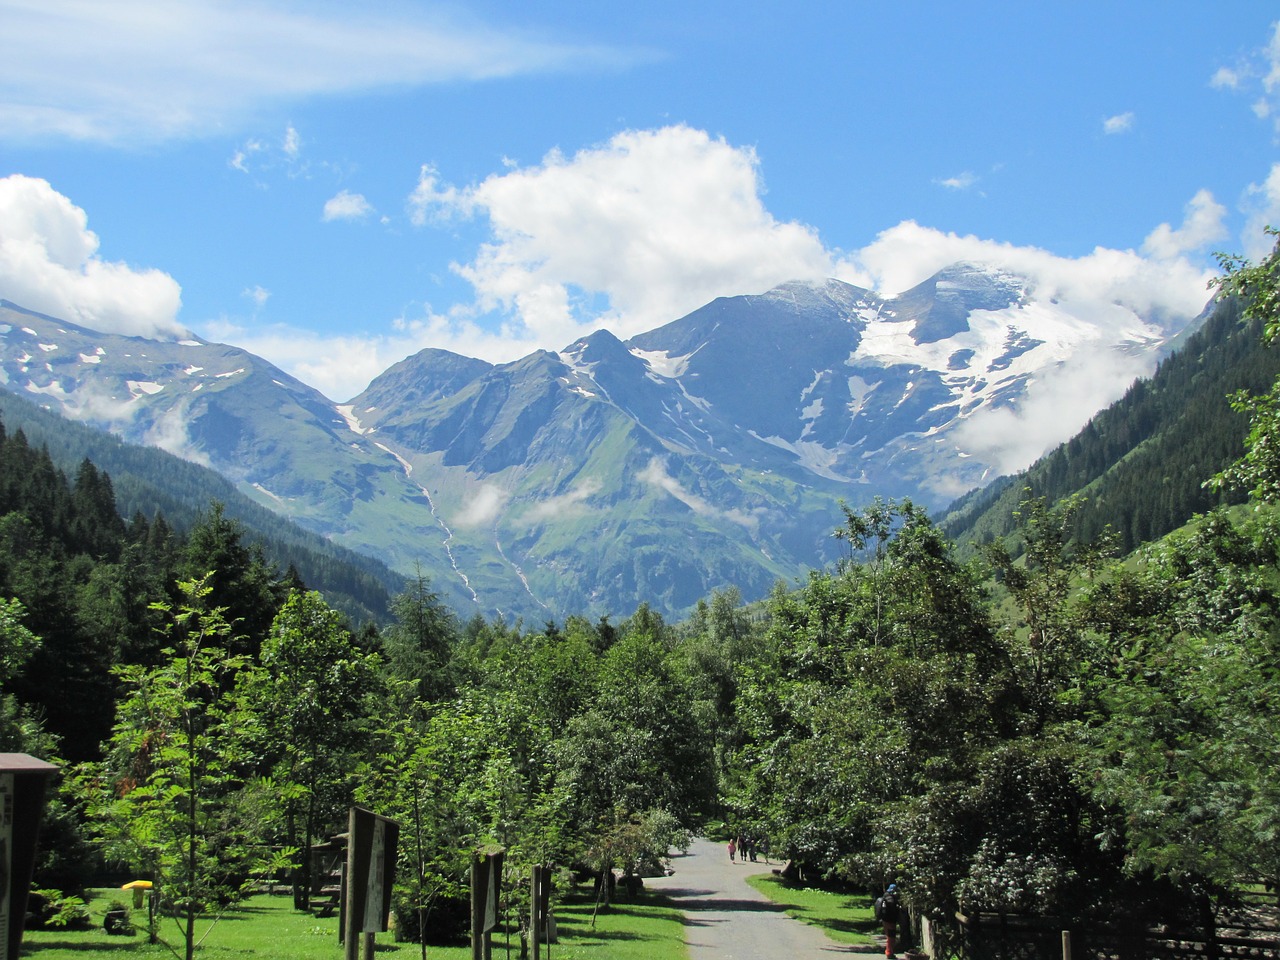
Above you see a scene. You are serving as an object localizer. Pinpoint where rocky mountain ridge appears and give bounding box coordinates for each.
[0,261,1201,620]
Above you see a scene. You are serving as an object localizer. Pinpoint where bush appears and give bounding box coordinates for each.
[102,899,136,936]
[25,889,91,931]
[391,892,470,945]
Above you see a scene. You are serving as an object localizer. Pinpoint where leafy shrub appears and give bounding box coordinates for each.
[25,889,91,930]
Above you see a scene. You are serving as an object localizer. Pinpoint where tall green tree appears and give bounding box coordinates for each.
[77,577,277,960]
[0,596,42,751]
[380,570,457,702]
[181,502,283,654]
[247,589,384,908]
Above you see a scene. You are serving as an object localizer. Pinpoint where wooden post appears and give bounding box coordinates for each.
[1061,929,1072,960]
[471,857,484,960]
[344,809,359,960]
[530,864,542,960]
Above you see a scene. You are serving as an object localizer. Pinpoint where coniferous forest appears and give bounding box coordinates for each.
[5,243,1280,956]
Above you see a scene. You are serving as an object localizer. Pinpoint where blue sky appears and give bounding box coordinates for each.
[3,1,1280,402]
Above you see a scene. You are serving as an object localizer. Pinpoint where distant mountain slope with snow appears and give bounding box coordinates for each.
[0,262,1203,620]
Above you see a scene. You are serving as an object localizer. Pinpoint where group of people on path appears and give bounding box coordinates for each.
[726,833,765,863]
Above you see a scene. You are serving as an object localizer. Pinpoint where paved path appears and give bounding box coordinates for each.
[646,838,876,959]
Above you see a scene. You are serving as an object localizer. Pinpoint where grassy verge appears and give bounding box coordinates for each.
[21,887,687,960]
[743,873,880,948]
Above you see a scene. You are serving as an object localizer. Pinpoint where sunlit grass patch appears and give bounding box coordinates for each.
[21,886,687,960]
[743,872,880,948]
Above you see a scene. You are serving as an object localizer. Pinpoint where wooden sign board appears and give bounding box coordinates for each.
[0,754,58,960]
[342,807,399,960]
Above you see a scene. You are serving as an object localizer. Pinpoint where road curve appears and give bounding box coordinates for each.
[645,837,876,959]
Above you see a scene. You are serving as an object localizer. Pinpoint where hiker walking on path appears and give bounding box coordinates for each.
[874,885,901,957]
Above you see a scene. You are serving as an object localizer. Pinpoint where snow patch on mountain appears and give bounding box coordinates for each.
[750,432,851,482]
[25,379,69,400]
[632,346,697,379]
[336,404,370,435]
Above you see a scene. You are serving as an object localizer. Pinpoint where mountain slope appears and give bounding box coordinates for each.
[0,385,403,624]
[0,263,1201,621]
[939,296,1276,553]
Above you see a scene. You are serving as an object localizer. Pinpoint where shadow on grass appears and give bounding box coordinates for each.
[24,939,145,953]
[553,891,688,943]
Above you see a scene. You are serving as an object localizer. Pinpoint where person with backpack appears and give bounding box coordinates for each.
[873,884,901,957]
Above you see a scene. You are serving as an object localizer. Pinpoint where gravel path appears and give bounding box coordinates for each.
[646,838,878,959]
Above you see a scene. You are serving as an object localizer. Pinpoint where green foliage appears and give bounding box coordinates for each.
[75,577,286,960]
[1209,230,1280,502]
[28,888,92,930]
[245,589,384,907]
[0,388,402,626]
[1085,508,1280,892]
[380,570,458,702]
[558,627,716,829]
[22,236,1280,947]
[0,595,39,686]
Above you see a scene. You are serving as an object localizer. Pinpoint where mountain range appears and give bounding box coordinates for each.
[0,261,1205,621]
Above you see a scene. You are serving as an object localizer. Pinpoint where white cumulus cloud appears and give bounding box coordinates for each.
[199,316,413,402]
[1141,189,1228,259]
[1243,162,1280,260]
[1103,111,1134,134]
[525,479,603,522]
[1212,21,1280,133]
[936,171,978,190]
[0,174,186,338]
[323,190,374,222]
[455,483,508,529]
[950,345,1157,481]
[243,285,270,308]
[1211,66,1242,90]
[835,213,1215,323]
[640,458,759,531]
[409,124,835,349]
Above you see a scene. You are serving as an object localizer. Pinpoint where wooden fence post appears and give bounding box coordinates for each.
[471,856,483,960]
[530,864,542,960]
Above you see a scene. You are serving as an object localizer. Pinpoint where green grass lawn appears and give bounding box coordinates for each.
[743,873,880,949]
[20,887,688,960]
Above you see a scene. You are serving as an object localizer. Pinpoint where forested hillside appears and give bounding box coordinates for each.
[0,387,402,624]
[940,295,1278,552]
[0,420,318,761]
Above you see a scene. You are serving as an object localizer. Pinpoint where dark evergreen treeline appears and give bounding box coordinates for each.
[941,296,1279,552]
[0,420,304,762]
[0,387,403,625]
